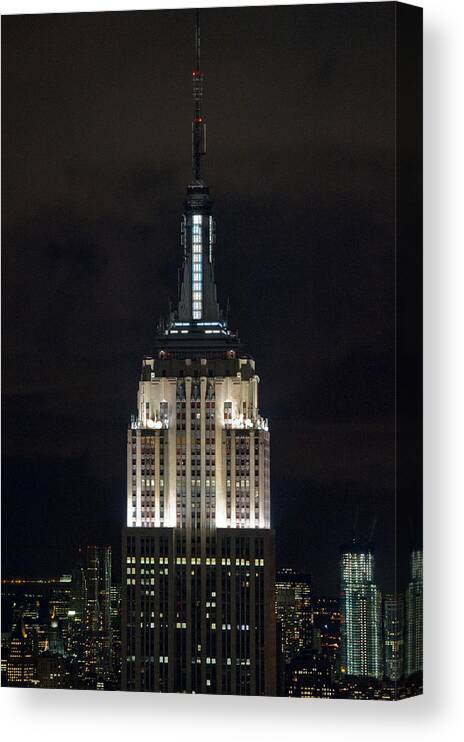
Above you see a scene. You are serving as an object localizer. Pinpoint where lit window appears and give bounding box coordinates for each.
[192,215,202,319]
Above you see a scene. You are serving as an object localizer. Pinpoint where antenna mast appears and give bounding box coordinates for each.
[192,10,206,181]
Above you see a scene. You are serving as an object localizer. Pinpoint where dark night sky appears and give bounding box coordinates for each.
[2,4,421,595]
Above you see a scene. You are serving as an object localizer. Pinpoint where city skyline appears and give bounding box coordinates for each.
[1,541,423,697]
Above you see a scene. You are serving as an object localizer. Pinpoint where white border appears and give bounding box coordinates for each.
[1,0,464,739]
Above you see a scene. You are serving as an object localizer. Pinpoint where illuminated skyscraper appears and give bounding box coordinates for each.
[49,574,72,656]
[383,594,404,681]
[66,559,87,685]
[84,545,113,688]
[405,549,423,677]
[340,540,382,680]
[121,13,276,695]
[275,569,312,664]
[110,584,122,685]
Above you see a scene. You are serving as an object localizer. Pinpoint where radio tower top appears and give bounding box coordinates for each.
[191,10,206,181]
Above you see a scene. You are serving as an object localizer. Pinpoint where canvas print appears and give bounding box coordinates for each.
[2,3,423,699]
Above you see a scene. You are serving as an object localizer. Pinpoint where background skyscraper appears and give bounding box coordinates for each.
[275,569,312,665]
[84,545,113,688]
[405,549,423,677]
[340,540,382,680]
[383,594,405,682]
[121,13,276,695]
[311,597,342,661]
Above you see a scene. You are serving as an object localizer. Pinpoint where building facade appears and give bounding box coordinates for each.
[286,648,336,699]
[311,596,342,660]
[340,541,382,680]
[121,15,276,695]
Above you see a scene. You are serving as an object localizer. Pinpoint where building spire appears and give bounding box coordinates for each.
[195,8,200,70]
[192,10,206,181]
[153,10,240,351]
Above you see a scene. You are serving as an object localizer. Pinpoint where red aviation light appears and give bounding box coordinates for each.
[192,69,201,77]
[195,116,204,124]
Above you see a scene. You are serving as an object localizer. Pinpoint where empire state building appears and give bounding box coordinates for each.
[121,15,276,695]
